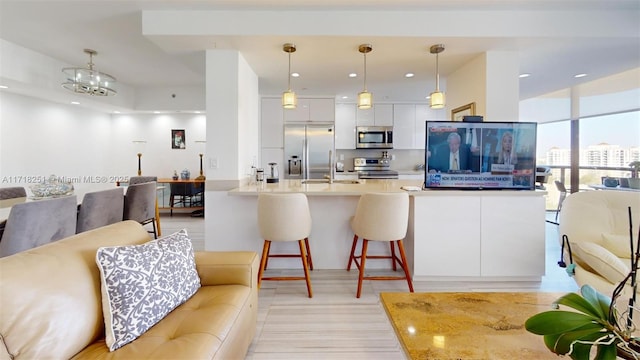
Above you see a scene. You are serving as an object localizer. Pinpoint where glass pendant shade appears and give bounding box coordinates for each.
[62,49,116,96]
[282,43,297,109]
[357,91,372,109]
[429,91,445,109]
[282,90,297,109]
[429,44,446,109]
[358,44,373,110]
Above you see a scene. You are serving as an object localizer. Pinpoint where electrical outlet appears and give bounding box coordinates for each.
[391,154,396,160]
[210,157,219,169]
[339,154,344,160]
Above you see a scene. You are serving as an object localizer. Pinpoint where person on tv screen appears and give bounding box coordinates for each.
[428,132,472,173]
[497,131,518,165]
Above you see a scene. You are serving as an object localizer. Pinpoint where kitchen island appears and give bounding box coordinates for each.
[206,179,546,281]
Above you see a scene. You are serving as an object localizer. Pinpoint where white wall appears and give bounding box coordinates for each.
[0,92,113,193]
[0,92,206,193]
[110,113,206,178]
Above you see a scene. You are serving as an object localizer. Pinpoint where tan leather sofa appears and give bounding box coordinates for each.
[0,220,259,359]
[559,190,640,297]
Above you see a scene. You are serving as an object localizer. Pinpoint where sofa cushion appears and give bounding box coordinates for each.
[574,241,630,285]
[602,233,634,259]
[96,229,201,351]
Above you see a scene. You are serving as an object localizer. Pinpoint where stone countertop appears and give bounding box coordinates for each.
[228,179,546,197]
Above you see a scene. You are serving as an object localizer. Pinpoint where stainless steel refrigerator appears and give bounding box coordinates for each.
[284,124,335,180]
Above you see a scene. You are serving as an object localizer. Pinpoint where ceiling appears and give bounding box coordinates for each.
[0,0,639,111]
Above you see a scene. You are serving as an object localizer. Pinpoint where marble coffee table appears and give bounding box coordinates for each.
[380,292,565,359]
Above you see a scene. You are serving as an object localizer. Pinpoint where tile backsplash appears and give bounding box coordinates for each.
[336,149,425,171]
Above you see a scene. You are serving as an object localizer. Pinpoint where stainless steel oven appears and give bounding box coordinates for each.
[353,157,399,179]
[356,126,393,149]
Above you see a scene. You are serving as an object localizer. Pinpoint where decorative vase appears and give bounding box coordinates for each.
[180,169,190,180]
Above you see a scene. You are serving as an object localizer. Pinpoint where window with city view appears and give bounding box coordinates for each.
[523,68,640,211]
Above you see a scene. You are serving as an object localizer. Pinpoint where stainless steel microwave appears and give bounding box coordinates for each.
[356,126,393,149]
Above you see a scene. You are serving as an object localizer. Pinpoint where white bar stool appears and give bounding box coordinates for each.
[347,192,414,298]
[257,193,313,298]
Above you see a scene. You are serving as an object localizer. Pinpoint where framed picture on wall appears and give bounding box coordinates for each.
[451,102,476,121]
[171,129,186,149]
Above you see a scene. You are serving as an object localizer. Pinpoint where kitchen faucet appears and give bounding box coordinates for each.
[328,150,334,184]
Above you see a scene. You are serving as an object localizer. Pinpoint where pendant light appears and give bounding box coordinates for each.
[429,44,445,109]
[357,44,373,110]
[282,43,297,109]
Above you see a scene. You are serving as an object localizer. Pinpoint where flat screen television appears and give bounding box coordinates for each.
[424,121,537,190]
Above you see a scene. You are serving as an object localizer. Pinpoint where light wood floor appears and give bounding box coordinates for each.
[159,211,578,360]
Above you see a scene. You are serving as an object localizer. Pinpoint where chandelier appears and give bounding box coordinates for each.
[62,49,116,96]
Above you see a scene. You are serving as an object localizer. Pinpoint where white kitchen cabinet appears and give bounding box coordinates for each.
[309,98,335,122]
[392,104,416,149]
[335,103,356,149]
[356,104,393,127]
[409,192,546,280]
[480,195,545,277]
[284,98,335,123]
[374,104,393,126]
[355,107,374,126]
[261,98,284,148]
[415,104,429,149]
[392,104,434,150]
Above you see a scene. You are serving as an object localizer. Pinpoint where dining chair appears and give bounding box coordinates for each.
[76,188,124,233]
[169,183,199,216]
[347,192,413,298]
[123,182,158,239]
[555,180,568,223]
[0,187,27,200]
[0,195,78,257]
[127,176,161,236]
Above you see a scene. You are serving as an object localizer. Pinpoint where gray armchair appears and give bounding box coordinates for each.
[0,195,77,257]
[76,188,124,233]
[123,182,157,239]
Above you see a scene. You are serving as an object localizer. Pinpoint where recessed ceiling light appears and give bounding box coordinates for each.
[425,95,431,100]
[153,111,161,114]
[348,73,357,78]
[71,101,80,105]
[341,96,348,99]
[113,111,120,114]
[519,73,531,78]
[405,73,414,78]
[194,111,201,114]
[574,73,588,78]
[291,72,300,78]
[0,85,8,89]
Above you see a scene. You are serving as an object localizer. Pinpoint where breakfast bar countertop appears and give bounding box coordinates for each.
[228,179,546,197]
[227,179,420,196]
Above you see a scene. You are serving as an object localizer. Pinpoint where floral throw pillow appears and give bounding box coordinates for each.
[96,229,201,351]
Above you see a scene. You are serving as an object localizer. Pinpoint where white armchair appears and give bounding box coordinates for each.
[559,190,640,296]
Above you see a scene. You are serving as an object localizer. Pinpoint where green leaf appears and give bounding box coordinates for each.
[594,343,618,360]
[552,325,609,354]
[555,290,607,320]
[580,285,613,321]
[569,341,594,360]
[525,311,599,335]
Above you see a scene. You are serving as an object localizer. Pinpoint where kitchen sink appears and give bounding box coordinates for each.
[301,179,361,184]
